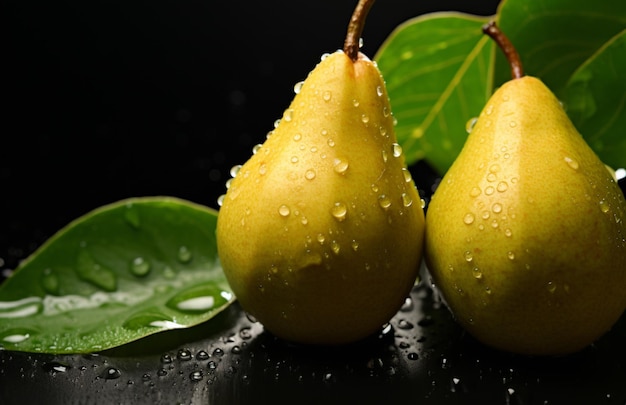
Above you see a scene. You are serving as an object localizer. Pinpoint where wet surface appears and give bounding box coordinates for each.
[2,273,626,404]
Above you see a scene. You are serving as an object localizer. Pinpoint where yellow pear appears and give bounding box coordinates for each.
[425,22,626,355]
[216,0,424,345]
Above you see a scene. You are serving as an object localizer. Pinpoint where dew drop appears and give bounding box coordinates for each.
[331,241,340,255]
[352,99,360,107]
[102,367,122,380]
[130,257,151,277]
[489,164,500,173]
[283,108,294,122]
[507,251,515,260]
[381,150,388,163]
[376,86,384,97]
[305,169,316,180]
[402,168,412,183]
[190,371,204,382]
[463,213,475,225]
[177,246,193,263]
[294,81,304,94]
[230,165,242,178]
[464,251,473,262]
[290,156,299,164]
[278,205,291,217]
[487,173,497,182]
[509,121,517,128]
[327,138,335,147]
[402,193,413,207]
[465,117,478,133]
[316,234,325,244]
[293,133,302,141]
[497,181,508,192]
[361,114,370,124]
[481,211,490,220]
[258,163,267,175]
[392,143,403,157]
[322,90,332,101]
[378,195,392,210]
[504,228,512,237]
[420,199,426,209]
[331,202,347,222]
[547,281,557,293]
[599,200,610,213]
[469,187,481,198]
[492,203,503,214]
[484,186,494,196]
[491,219,499,228]
[252,144,262,154]
[472,267,482,279]
[333,158,349,174]
[351,240,359,251]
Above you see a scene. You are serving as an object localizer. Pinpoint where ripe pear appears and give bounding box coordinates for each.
[425,22,626,356]
[216,49,425,345]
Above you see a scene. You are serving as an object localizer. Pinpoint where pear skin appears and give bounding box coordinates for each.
[217,51,425,345]
[425,76,626,355]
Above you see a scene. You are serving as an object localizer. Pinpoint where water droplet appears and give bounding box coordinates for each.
[507,251,515,260]
[464,251,473,262]
[402,193,413,207]
[283,109,294,122]
[305,169,316,180]
[481,210,490,220]
[470,187,481,198]
[547,281,557,293]
[331,202,347,221]
[361,114,370,124]
[497,181,508,192]
[278,205,291,217]
[322,90,332,101]
[293,133,302,142]
[492,203,502,213]
[316,234,325,244]
[402,168,412,183]
[333,158,349,174]
[599,200,610,213]
[230,165,242,177]
[485,186,494,196]
[463,213,475,225]
[76,250,117,292]
[465,117,478,133]
[252,144,262,154]
[392,143,403,157]
[487,173,497,182]
[178,348,193,360]
[130,257,151,277]
[190,371,204,382]
[381,149,388,163]
[505,228,512,237]
[489,164,500,173]
[509,121,517,128]
[491,219,499,228]
[327,138,335,147]
[472,267,483,279]
[351,240,359,251]
[290,156,298,164]
[330,241,340,255]
[177,246,193,263]
[102,367,122,380]
[41,268,60,295]
[258,163,267,175]
[294,81,304,94]
[352,99,360,107]
[420,199,426,209]
[376,86,384,97]
[196,350,210,360]
[378,195,392,210]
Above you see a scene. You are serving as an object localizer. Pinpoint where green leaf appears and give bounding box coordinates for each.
[562,30,626,170]
[0,197,233,354]
[376,0,626,174]
[375,12,493,174]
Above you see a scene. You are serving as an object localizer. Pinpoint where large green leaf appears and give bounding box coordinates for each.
[0,197,233,354]
[562,30,626,170]
[376,0,626,173]
[375,12,493,175]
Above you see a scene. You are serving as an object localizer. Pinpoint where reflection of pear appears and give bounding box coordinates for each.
[216,49,425,345]
[425,22,626,355]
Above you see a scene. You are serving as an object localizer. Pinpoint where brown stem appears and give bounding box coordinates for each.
[482,20,524,79]
[343,0,376,62]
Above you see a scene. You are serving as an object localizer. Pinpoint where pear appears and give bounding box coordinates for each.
[216,0,424,345]
[425,21,626,355]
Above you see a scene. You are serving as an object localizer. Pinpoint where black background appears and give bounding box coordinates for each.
[3,1,626,404]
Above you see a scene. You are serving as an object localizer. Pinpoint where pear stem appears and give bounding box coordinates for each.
[482,20,524,79]
[344,0,376,62]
